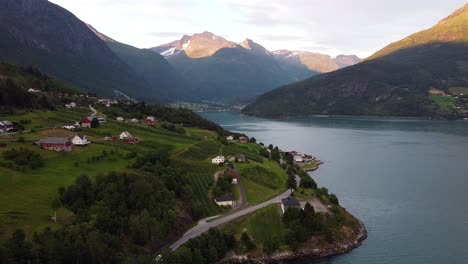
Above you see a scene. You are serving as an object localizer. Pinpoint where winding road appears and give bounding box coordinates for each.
[170,189,291,251]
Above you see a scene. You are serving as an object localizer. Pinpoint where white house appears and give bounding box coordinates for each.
[62,122,80,131]
[119,131,133,140]
[116,117,124,122]
[294,155,303,163]
[214,195,235,207]
[212,155,225,164]
[72,133,90,146]
[129,118,139,123]
[28,88,41,93]
[226,135,234,141]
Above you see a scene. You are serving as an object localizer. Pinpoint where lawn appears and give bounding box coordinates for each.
[429,95,455,112]
[223,204,286,248]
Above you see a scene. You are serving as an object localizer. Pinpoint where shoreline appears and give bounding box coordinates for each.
[220,219,367,264]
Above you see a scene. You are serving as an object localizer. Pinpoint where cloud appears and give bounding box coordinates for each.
[50,0,468,57]
[147,32,187,38]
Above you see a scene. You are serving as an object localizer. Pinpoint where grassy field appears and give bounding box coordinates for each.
[238,160,287,205]
[429,95,455,112]
[0,108,226,240]
[223,204,286,248]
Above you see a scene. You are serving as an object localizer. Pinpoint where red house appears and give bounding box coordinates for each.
[81,116,93,128]
[145,116,156,125]
[40,137,72,152]
[239,136,249,143]
[0,121,14,133]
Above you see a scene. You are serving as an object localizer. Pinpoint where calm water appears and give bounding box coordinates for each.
[200,112,468,264]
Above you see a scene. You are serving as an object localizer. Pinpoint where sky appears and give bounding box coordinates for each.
[49,0,467,58]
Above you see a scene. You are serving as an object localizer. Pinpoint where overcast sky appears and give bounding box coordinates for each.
[49,0,466,58]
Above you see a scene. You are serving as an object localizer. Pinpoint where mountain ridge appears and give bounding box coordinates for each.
[242,4,468,118]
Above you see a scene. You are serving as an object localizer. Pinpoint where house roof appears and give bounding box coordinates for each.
[81,116,93,123]
[75,133,86,140]
[0,121,13,126]
[215,195,235,202]
[120,131,133,138]
[281,196,300,206]
[41,137,70,144]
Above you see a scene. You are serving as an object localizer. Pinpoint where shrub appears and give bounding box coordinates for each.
[2,148,44,169]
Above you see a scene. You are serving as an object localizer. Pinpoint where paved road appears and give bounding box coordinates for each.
[89,105,97,116]
[170,189,291,251]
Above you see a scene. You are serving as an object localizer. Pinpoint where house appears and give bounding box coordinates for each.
[28,88,41,93]
[119,131,137,143]
[212,155,225,164]
[72,133,90,146]
[281,196,301,213]
[81,117,93,128]
[214,195,236,207]
[119,131,133,140]
[145,116,156,125]
[65,102,77,109]
[97,117,107,124]
[0,121,14,133]
[62,122,80,131]
[294,155,303,163]
[226,135,234,141]
[116,117,124,122]
[236,154,246,162]
[129,118,139,123]
[239,136,249,143]
[40,137,72,152]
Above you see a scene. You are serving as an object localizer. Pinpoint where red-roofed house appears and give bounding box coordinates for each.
[145,116,156,125]
[81,117,93,128]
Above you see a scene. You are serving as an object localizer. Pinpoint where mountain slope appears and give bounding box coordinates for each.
[243,4,468,118]
[87,25,189,102]
[0,0,153,100]
[272,51,361,73]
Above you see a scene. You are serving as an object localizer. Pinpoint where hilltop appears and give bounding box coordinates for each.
[243,4,468,118]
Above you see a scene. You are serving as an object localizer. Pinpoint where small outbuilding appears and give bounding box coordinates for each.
[281,196,300,214]
[214,195,236,207]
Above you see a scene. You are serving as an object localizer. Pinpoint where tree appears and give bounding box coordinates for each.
[4,229,33,263]
[90,117,100,128]
[286,175,297,193]
[249,137,256,143]
[268,144,274,150]
[300,176,317,189]
[263,236,280,254]
[329,193,339,205]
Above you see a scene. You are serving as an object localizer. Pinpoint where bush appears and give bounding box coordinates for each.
[2,148,44,169]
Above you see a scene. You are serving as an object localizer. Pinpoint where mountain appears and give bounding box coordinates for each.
[152,32,239,59]
[334,55,362,68]
[87,24,189,102]
[152,33,324,103]
[0,0,158,100]
[243,4,468,118]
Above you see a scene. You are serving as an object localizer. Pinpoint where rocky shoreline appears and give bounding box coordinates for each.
[220,219,367,264]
